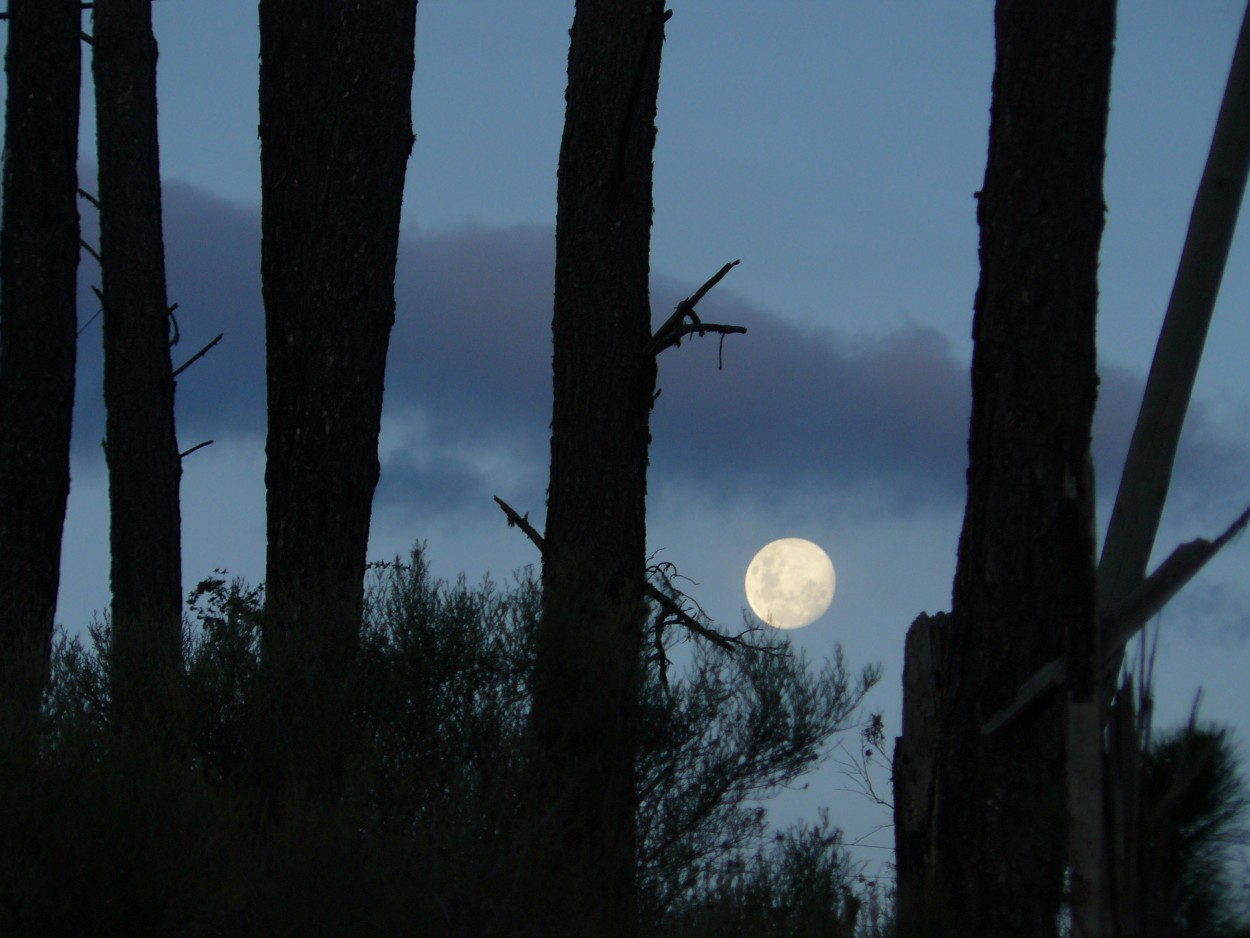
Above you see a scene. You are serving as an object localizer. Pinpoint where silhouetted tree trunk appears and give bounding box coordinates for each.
[257,0,417,797]
[0,0,82,725]
[529,2,667,935]
[893,3,1115,936]
[93,0,183,732]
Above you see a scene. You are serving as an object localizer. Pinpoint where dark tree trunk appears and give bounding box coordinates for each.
[893,3,1114,936]
[0,0,81,725]
[93,0,184,732]
[529,3,667,935]
[257,0,417,797]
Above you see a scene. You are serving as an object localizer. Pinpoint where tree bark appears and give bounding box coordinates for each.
[93,0,184,733]
[0,0,82,725]
[529,2,667,935]
[257,0,417,797]
[894,3,1115,936]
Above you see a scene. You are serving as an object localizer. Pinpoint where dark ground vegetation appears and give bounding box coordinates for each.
[0,544,882,937]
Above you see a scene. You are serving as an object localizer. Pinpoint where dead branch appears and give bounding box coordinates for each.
[646,259,747,358]
[1101,501,1250,661]
[982,500,1250,735]
[77,187,100,209]
[173,332,224,378]
[493,493,747,654]
[656,578,756,653]
[493,494,543,552]
[179,439,213,459]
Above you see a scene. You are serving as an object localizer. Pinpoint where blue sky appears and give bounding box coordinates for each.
[14,0,1250,877]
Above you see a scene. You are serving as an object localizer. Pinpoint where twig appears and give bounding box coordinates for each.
[77,307,102,337]
[77,187,100,209]
[173,332,224,378]
[81,239,101,264]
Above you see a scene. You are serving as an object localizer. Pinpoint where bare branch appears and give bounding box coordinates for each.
[179,440,213,459]
[687,259,740,309]
[655,321,747,359]
[648,581,739,653]
[77,187,100,208]
[172,332,224,378]
[493,493,753,654]
[647,259,747,357]
[493,494,544,553]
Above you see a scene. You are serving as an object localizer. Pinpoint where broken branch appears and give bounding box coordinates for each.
[646,259,746,356]
[982,500,1250,735]
[1101,501,1250,660]
[493,495,543,552]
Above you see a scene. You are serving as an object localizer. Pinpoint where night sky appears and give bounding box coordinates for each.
[13,0,1250,876]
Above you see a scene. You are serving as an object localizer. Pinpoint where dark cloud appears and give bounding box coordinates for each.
[68,178,1250,520]
[648,294,970,507]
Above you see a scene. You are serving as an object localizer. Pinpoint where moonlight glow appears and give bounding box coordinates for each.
[744,538,836,630]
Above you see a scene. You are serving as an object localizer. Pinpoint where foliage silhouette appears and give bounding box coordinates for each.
[3,543,878,936]
[1141,722,1250,938]
[656,810,864,938]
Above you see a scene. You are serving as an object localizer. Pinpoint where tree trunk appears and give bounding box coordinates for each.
[257,0,417,798]
[0,0,82,726]
[93,0,184,734]
[529,2,667,935]
[894,3,1115,936]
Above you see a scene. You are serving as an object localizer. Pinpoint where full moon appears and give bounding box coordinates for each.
[744,538,836,630]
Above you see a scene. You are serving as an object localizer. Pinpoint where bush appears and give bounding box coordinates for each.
[2,543,879,936]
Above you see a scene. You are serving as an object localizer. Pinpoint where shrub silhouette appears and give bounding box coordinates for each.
[2,543,879,936]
